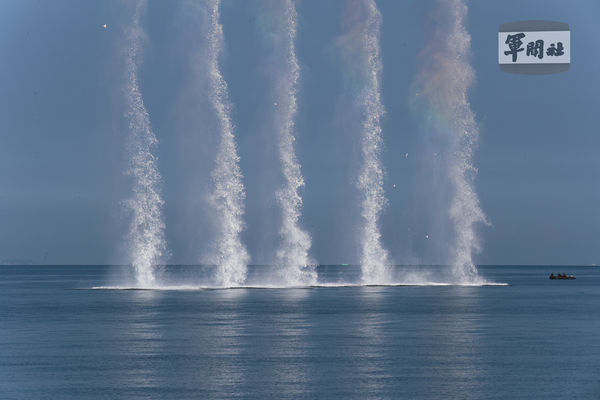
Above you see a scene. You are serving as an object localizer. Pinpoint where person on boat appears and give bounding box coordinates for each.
[550,273,555,279]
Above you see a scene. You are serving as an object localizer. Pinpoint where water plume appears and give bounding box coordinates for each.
[411,0,488,283]
[124,0,167,287]
[354,0,391,284]
[268,0,316,286]
[206,0,249,287]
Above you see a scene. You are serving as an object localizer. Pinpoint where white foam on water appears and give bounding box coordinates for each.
[273,0,316,286]
[356,0,391,285]
[206,0,250,287]
[90,281,508,291]
[124,0,167,287]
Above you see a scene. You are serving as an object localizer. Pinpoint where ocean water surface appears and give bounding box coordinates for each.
[1,265,599,399]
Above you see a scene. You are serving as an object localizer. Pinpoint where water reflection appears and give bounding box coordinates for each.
[108,290,166,394]
[89,272,491,398]
[234,289,311,398]
[193,289,248,396]
[417,287,485,398]
[5,265,600,399]
[355,287,391,397]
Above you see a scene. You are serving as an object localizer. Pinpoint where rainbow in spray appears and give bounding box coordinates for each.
[412,0,488,283]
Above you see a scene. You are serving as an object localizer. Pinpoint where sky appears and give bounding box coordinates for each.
[0,0,599,266]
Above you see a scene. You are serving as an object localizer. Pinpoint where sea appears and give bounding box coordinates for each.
[1,265,599,399]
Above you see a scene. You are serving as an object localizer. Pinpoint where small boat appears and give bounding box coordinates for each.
[549,273,575,280]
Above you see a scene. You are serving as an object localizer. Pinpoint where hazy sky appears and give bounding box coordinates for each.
[0,0,599,265]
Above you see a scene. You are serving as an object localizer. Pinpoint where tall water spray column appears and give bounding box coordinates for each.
[206,0,250,287]
[124,0,167,287]
[413,0,487,282]
[357,0,391,284]
[273,0,316,286]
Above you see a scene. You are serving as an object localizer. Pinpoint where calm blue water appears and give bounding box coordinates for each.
[1,265,599,399]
